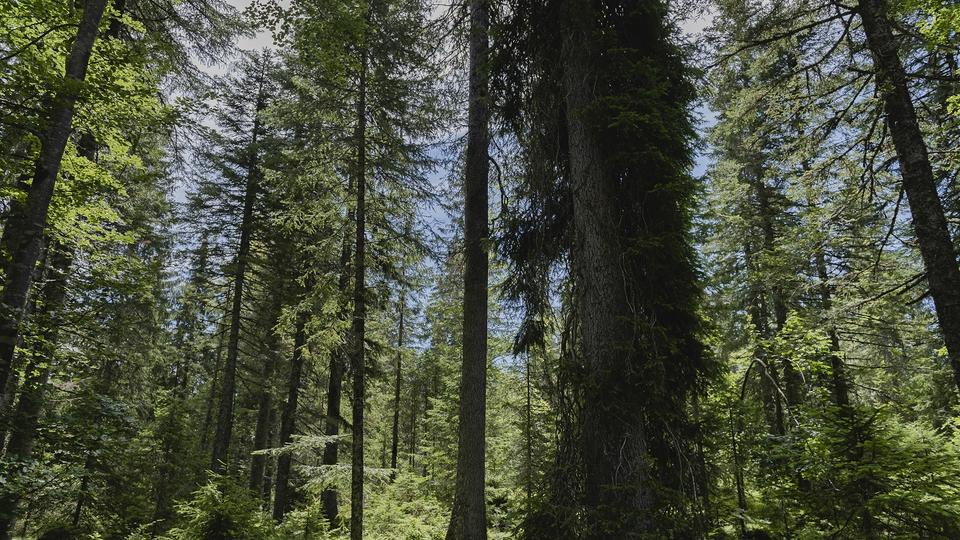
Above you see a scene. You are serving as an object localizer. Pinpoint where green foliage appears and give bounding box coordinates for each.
[164,476,275,540]
[363,473,448,539]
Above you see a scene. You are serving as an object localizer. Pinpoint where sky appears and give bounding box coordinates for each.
[218,0,715,167]
[203,0,715,346]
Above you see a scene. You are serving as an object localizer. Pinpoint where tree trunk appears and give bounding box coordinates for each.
[408,379,419,469]
[210,84,266,473]
[322,204,354,525]
[200,311,227,455]
[273,311,308,521]
[0,0,109,413]
[858,0,960,394]
[756,181,803,407]
[390,292,404,471]
[744,242,784,436]
[350,43,368,540]
[563,41,655,540]
[250,306,282,494]
[814,250,850,409]
[0,244,71,538]
[445,0,490,537]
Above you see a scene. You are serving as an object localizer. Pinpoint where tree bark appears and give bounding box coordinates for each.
[445,0,489,537]
[0,0,109,412]
[250,305,282,494]
[858,0,960,394]
[350,43,368,540]
[200,311,227,455]
[562,23,655,535]
[273,311,308,521]
[814,250,850,409]
[322,200,354,525]
[756,180,803,407]
[390,292,404,471]
[0,243,71,538]
[210,79,266,473]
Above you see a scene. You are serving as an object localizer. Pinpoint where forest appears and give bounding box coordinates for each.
[2,0,960,538]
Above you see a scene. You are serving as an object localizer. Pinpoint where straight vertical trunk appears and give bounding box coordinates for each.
[744,243,784,436]
[524,353,532,511]
[563,21,655,534]
[756,181,803,407]
[210,88,266,473]
[445,0,490,537]
[858,0,960,394]
[261,407,277,500]
[390,292,404,471]
[408,380,419,469]
[0,244,71,538]
[200,313,227,454]
[273,311,308,521]
[322,207,354,524]
[250,307,281,493]
[815,251,850,409]
[0,0,109,406]
[350,45,369,540]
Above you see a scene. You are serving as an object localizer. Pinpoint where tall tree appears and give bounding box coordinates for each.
[0,243,71,537]
[390,290,405,471]
[272,311,308,520]
[208,52,274,473]
[0,0,109,407]
[857,0,960,394]
[446,0,490,537]
[350,29,369,538]
[498,0,710,534]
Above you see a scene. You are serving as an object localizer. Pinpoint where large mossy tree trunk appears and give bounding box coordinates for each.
[558,0,704,535]
[562,19,656,533]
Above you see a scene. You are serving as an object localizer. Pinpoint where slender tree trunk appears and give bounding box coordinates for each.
[72,452,94,526]
[756,181,803,407]
[0,177,31,429]
[273,311,308,521]
[744,243,784,436]
[322,207,354,525]
[250,307,281,493]
[0,244,71,538]
[813,246,878,534]
[0,0,109,399]
[350,44,369,540]
[390,292,404,471]
[210,84,266,473]
[408,380,419,469]
[815,251,850,409]
[731,406,747,539]
[446,0,490,537]
[200,312,227,455]
[261,406,277,500]
[858,0,960,394]
[525,352,532,513]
